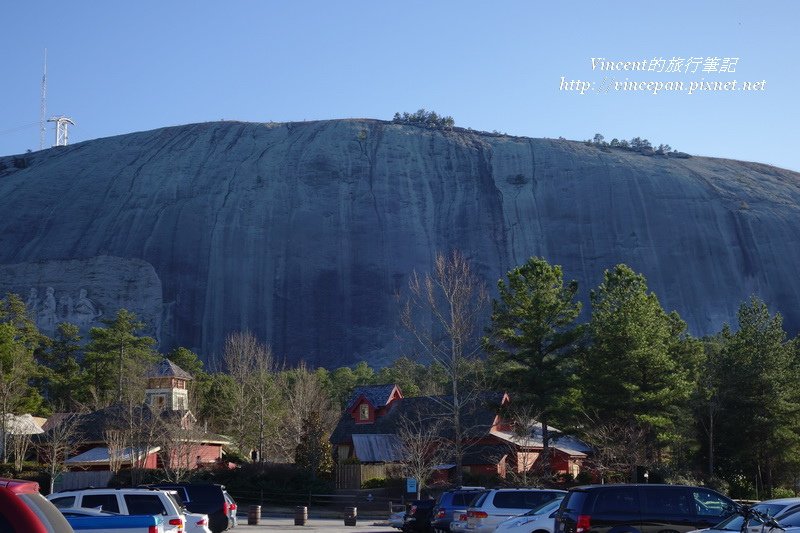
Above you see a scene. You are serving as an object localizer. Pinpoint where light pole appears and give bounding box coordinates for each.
[644,471,649,483]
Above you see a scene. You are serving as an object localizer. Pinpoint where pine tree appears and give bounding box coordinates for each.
[294,411,333,480]
[714,297,800,496]
[83,309,156,407]
[581,265,699,465]
[484,257,584,472]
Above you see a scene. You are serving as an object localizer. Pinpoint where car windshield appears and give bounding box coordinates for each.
[521,496,566,517]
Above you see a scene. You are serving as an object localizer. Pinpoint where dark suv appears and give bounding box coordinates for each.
[146,482,232,533]
[405,499,437,533]
[432,488,486,533]
[554,484,738,533]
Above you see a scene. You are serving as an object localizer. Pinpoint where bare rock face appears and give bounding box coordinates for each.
[0,120,799,366]
[0,257,163,343]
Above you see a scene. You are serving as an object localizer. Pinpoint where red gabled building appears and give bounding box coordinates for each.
[330,384,589,486]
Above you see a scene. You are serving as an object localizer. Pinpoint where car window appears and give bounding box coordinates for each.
[471,492,489,507]
[125,494,167,515]
[592,488,640,514]
[82,494,120,513]
[776,509,800,528]
[164,492,185,513]
[692,489,734,518]
[756,503,788,517]
[493,491,557,509]
[560,491,587,514]
[50,496,76,509]
[644,487,693,516]
[523,497,565,517]
[712,514,748,530]
[454,493,480,506]
[186,487,220,504]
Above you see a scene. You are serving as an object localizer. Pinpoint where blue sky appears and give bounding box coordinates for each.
[2,1,798,170]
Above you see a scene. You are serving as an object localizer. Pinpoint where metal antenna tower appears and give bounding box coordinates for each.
[47,116,74,147]
[40,49,47,150]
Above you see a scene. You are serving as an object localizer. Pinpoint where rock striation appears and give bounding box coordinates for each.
[0,120,798,366]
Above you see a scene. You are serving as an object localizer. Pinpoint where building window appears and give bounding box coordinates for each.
[359,403,370,420]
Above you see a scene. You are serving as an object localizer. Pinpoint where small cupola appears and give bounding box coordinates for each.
[145,359,193,411]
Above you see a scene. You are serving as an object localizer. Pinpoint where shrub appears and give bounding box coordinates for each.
[392,109,455,130]
[361,477,387,489]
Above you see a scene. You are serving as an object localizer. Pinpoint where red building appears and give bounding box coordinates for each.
[41,359,229,486]
[330,384,589,487]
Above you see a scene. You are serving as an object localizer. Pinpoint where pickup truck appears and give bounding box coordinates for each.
[65,513,164,532]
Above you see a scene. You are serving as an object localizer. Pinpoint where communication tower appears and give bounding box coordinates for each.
[47,116,75,147]
[40,49,47,150]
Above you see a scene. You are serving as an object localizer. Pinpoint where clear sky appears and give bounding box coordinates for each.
[2,1,799,171]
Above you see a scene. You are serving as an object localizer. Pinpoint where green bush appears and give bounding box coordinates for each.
[361,477,387,489]
[771,487,796,498]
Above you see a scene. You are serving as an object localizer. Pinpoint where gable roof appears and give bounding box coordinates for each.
[1,414,44,435]
[65,445,161,466]
[345,384,400,411]
[332,391,506,444]
[490,427,591,457]
[147,359,193,380]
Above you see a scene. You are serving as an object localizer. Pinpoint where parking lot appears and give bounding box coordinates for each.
[233,517,396,533]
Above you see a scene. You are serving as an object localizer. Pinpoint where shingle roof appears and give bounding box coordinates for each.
[345,384,399,411]
[332,391,506,445]
[65,445,161,466]
[146,359,193,380]
[352,434,404,462]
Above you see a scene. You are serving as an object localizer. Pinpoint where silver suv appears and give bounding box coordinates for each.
[48,487,186,533]
[466,488,566,533]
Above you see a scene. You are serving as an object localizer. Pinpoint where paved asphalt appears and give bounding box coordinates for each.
[232,517,397,533]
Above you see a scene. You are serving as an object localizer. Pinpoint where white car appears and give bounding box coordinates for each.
[185,511,212,533]
[48,487,186,533]
[494,496,565,533]
[688,498,800,533]
[466,488,566,533]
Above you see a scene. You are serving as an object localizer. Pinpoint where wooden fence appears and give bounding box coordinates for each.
[335,463,388,489]
[55,471,114,492]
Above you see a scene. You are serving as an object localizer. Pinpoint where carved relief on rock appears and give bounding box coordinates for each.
[24,286,103,334]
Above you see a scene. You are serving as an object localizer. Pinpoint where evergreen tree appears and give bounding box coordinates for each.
[714,297,800,496]
[484,257,584,471]
[39,322,85,409]
[581,265,699,464]
[83,309,156,407]
[0,293,45,461]
[294,411,333,480]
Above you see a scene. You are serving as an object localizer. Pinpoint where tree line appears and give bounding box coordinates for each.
[1,253,798,497]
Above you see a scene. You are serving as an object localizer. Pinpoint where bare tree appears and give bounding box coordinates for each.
[275,364,337,462]
[158,414,201,483]
[582,419,648,482]
[36,413,83,494]
[125,404,161,486]
[222,331,278,461]
[0,358,33,463]
[10,433,31,474]
[401,250,489,484]
[394,414,446,499]
[499,406,547,487]
[104,429,127,475]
